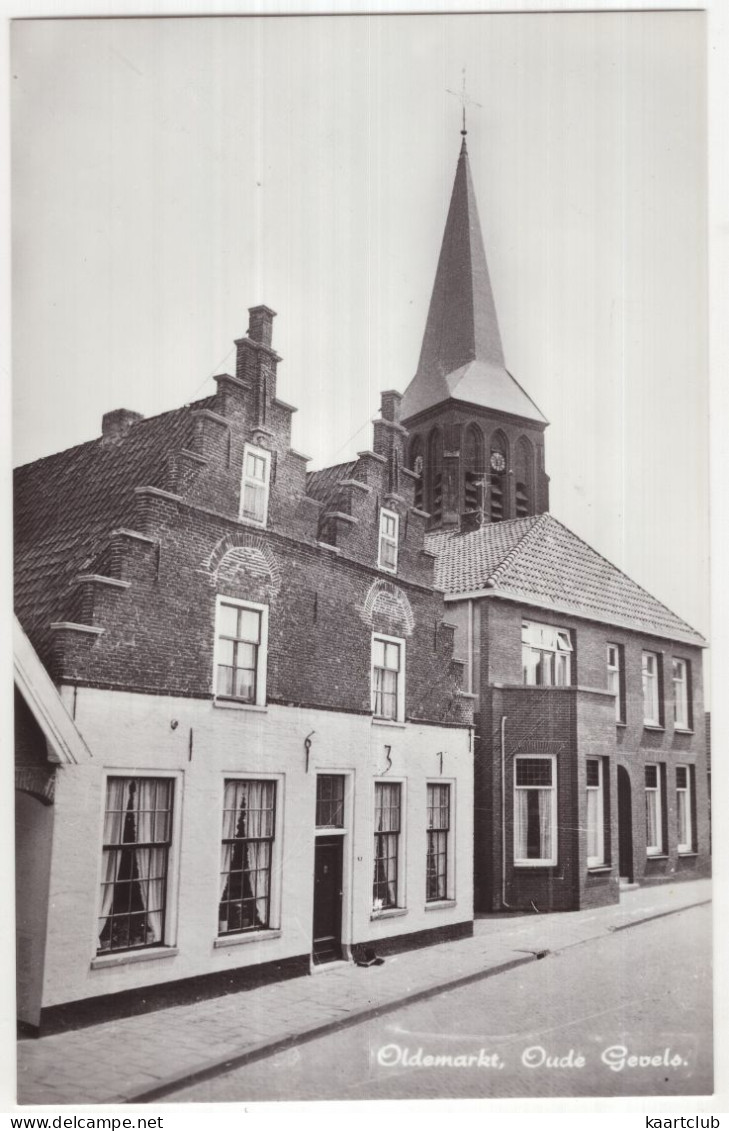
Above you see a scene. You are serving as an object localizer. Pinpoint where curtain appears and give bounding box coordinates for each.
[98,779,126,940]
[538,789,552,859]
[587,789,599,859]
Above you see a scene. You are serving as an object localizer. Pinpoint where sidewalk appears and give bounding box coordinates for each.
[17,879,711,1106]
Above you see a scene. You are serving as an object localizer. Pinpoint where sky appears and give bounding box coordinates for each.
[11,10,709,643]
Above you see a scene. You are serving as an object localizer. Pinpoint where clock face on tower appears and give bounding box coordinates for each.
[490,451,506,473]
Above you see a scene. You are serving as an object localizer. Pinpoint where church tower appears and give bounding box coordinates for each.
[400,136,549,530]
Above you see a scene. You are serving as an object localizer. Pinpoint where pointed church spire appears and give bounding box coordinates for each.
[401,140,546,425]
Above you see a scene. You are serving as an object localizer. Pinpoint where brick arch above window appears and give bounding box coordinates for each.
[360,579,415,637]
[204,534,282,595]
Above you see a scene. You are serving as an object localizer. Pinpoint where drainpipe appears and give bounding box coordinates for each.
[500,713,514,910]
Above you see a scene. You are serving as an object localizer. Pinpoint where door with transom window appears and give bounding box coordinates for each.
[312,775,346,964]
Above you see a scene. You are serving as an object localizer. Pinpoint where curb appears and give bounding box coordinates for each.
[118,895,708,1104]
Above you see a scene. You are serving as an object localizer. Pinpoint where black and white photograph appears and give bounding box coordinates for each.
[8,3,724,1116]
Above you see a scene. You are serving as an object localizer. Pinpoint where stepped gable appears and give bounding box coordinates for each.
[13,397,214,666]
[428,512,705,646]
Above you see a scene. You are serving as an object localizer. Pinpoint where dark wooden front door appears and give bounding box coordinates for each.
[617,765,633,882]
[313,836,343,963]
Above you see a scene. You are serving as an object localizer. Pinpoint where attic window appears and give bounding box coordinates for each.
[240,444,271,527]
[378,509,399,573]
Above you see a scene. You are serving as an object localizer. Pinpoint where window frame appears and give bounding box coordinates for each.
[425,781,452,902]
[371,632,406,722]
[239,442,272,528]
[218,778,277,937]
[373,780,404,912]
[642,650,662,727]
[522,621,573,688]
[513,754,558,867]
[586,757,606,868]
[315,774,346,831]
[378,508,399,573]
[213,596,269,707]
[672,658,691,731]
[676,764,694,854]
[96,773,177,957]
[644,762,665,856]
[606,643,625,724]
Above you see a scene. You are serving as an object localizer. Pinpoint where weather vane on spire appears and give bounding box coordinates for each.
[447,68,482,136]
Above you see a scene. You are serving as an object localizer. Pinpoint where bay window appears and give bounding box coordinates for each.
[522,621,572,687]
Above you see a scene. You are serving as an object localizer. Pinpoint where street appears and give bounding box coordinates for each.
[170,902,712,1101]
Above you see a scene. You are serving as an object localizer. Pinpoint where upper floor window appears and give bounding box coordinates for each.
[378,509,399,573]
[98,776,174,954]
[522,621,573,687]
[240,444,271,526]
[372,634,405,721]
[607,643,625,723]
[672,658,691,730]
[642,651,661,726]
[214,597,268,706]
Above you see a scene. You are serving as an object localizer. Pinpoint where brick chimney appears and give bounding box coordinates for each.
[248,305,276,348]
[101,409,143,442]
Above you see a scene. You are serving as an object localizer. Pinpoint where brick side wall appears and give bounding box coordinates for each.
[469,598,709,912]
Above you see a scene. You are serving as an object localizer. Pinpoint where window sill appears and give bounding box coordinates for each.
[370,907,407,921]
[371,717,407,729]
[425,899,457,911]
[643,724,665,732]
[514,861,558,869]
[213,698,268,713]
[378,564,398,575]
[587,865,612,874]
[674,728,694,735]
[678,850,698,857]
[214,929,282,949]
[91,947,179,970]
[646,853,668,860]
[236,516,268,531]
[616,721,627,728]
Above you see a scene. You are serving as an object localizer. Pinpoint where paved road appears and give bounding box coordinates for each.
[171,902,712,1102]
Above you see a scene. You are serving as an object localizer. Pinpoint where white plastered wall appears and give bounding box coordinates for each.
[41,687,473,1009]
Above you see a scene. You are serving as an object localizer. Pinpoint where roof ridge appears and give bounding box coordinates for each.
[499,512,704,641]
[14,395,215,473]
[486,513,548,587]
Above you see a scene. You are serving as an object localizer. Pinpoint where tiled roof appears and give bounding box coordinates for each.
[305,461,358,507]
[427,512,706,647]
[14,398,214,666]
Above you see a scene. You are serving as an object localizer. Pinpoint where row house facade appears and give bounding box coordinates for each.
[13,308,473,1034]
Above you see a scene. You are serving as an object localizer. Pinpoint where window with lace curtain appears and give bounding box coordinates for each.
[97,776,174,954]
[514,756,557,866]
[219,779,276,935]
[373,782,401,910]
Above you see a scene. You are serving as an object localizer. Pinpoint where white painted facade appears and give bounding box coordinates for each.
[39,685,473,1010]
